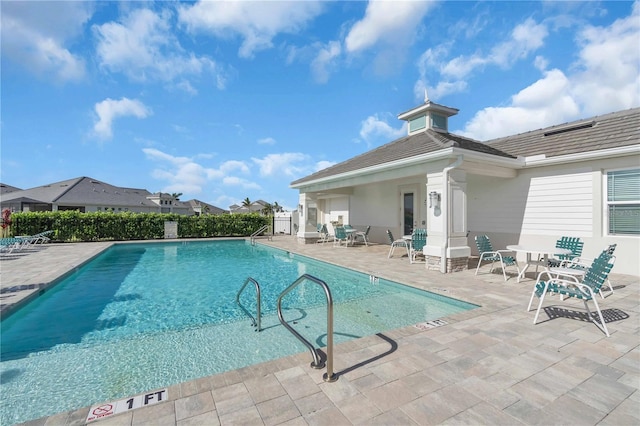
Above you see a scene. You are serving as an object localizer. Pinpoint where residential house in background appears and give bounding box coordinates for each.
[229,199,271,214]
[0,177,226,216]
[186,199,228,215]
[291,99,639,276]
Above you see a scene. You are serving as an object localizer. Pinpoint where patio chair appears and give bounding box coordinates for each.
[353,225,370,246]
[333,226,349,248]
[557,244,617,298]
[527,249,616,336]
[386,229,409,258]
[474,235,519,281]
[316,224,331,244]
[546,236,583,268]
[410,228,427,264]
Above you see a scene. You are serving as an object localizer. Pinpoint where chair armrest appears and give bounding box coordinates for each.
[535,269,581,285]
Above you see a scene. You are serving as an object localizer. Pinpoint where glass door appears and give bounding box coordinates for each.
[403,192,414,236]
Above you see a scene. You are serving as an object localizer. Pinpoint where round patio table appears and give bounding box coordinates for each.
[506,245,573,282]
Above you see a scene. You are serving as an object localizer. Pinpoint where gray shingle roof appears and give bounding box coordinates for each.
[486,107,640,157]
[186,199,228,214]
[291,107,640,186]
[0,177,159,208]
[0,184,22,195]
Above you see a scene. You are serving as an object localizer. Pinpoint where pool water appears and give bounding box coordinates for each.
[0,240,476,424]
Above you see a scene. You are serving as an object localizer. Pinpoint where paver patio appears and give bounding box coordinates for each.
[1,236,638,426]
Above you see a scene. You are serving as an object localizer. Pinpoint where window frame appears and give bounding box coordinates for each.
[604,167,640,236]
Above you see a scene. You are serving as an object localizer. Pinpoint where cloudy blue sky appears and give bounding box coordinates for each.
[2,1,638,211]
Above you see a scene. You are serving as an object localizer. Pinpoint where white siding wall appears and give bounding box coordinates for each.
[468,160,639,276]
[521,169,593,235]
[468,168,592,236]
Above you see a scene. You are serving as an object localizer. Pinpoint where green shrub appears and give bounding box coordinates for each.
[10,211,269,242]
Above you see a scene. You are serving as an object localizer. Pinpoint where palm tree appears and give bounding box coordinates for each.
[241,197,252,212]
[261,202,273,216]
[272,201,283,213]
[171,192,183,201]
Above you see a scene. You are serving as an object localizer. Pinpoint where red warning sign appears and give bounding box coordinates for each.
[87,403,114,421]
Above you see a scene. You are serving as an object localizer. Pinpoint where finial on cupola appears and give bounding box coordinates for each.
[424,88,429,103]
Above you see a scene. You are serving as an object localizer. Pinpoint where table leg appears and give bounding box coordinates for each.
[517,252,532,282]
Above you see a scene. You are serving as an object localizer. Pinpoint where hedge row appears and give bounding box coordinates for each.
[10,211,270,242]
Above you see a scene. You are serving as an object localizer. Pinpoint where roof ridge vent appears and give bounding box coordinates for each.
[544,120,595,136]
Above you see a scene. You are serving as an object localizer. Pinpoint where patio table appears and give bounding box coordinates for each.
[344,227,358,246]
[506,245,573,282]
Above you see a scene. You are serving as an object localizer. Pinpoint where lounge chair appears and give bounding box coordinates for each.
[474,235,519,281]
[527,249,616,336]
[386,229,409,258]
[333,226,349,247]
[0,238,22,255]
[353,226,370,246]
[554,244,617,298]
[410,228,427,263]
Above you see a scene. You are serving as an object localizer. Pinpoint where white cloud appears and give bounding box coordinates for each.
[257,137,276,145]
[571,1,640,116]
[359,114,406,147]
[344,1,433,76]
[442,18,548,80]
[1,1,91,82]
[93,8,224,91]
[178,1,324,58]
[458,4,640,140]
[220,160,250,174]
[222,176,261,189]
[252,153,308,177]
[93,97,152,140]
[143,148,222,195]
[414,18,549,103]
[142,149,263,195]
[310,41,342,84]
[344,1,432,53]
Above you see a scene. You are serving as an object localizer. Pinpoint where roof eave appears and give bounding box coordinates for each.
[291,148,523,189]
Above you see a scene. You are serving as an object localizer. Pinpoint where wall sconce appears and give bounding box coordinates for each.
[298,204,303,216]
[428,191,440,208]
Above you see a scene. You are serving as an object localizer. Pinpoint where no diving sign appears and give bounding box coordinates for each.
[86,389,168,423]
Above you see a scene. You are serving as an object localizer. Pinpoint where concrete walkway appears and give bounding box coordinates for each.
[2,236,638,426]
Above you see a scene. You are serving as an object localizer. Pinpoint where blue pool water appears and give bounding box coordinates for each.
[0,240,477,424]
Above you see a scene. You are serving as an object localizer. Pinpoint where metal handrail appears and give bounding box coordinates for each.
[236,277,261,331]
[277,274,337,382]
[250,225,270,245]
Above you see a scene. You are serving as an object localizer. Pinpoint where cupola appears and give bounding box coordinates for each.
[398,90,459,135]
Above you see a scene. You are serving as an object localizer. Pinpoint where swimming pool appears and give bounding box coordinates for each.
[0,240,477,424]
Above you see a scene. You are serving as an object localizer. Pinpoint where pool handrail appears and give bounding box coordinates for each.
[277,274,337,382]
[236,277,261,332]
[250,225,271,245]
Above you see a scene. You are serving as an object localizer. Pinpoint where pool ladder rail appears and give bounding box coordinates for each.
[250,225,272,245]
[277,274,337,383]
[235,274,337,382]
[236,277,262,332]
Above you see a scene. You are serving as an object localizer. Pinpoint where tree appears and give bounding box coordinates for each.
[261,202,273,216]
[272,201,283,213]
[242,197,252,208]
[171,192,183,200]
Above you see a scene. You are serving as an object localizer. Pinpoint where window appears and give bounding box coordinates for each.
[431,114,447,131]
[607,168,640,235]
[409,115,426,132]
